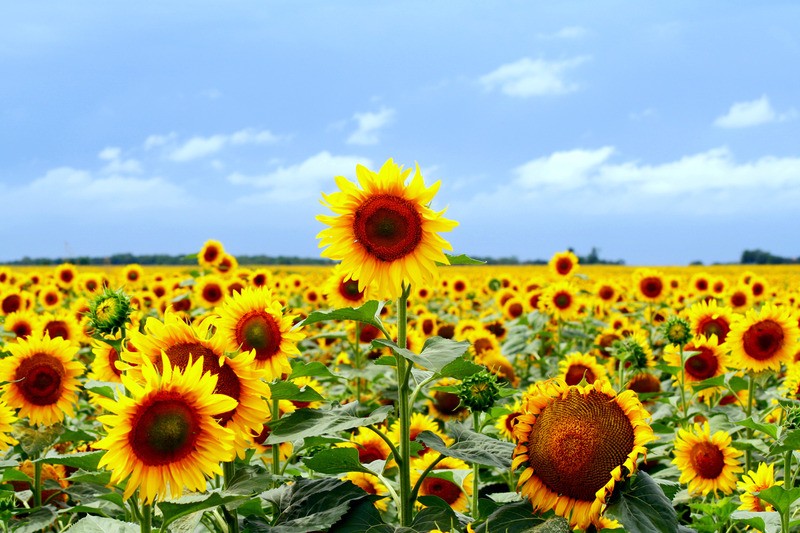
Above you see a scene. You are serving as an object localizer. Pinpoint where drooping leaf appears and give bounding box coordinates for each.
[266,403,393,444]
[63,516,139,533]
[438,254,487,266]
[737,417,779,440]
[289,361,339,380]
[327,493,394,533]
[730,511,782,533]
[268,381,325,402]
[756,485,800,517]
[604,471,679,533]
[416,424,515,469]
[295,300,384,329]
[302,447,371,475]
[373,336,470,373]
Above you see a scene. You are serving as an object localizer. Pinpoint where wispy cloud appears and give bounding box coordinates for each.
[227,151,371,202]
[479,56,590,97]
[346,107,395,145]
[714,95,796,128]
[163,128,284,162]
[538,26,587,40]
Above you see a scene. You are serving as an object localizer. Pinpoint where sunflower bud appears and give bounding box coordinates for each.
[663,316,692,346]
[86,287,132,336]
[457,370,500,413]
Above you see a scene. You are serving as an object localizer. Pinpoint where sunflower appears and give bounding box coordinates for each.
[215,287,304,380]
[726,284,750,311]
[450,275,470,297]
[663,335,727,388]
[198,240,225,268]
[478,349,520,387]
[88,339,124,383]
[688,300,737,344]
[289,376,324,410]
[749,276,768,300]
[627,372,662,394]
[724,303,800,373]
[36,310,85,346]
[216,253,238,274]
[0,288,25,316]
[0,334,84,425]
[540,281,580,320]
[737,463,782,512]
[495,400,523,441]
[594,281,619,309]
[672,422,743,496]
[414,311,438,338]
[322,264,371,309]
[120,264,145,287]
[194,274,227,309]
[690,273,710,294]
[38,285,63,311]
[427,378,469,422]
[548,250,579,278]
[338,425,394,466]
[559,352,607,386]
[316,159,458,300]
[95,354,237,503]
[249,268,273,289]
[390,413,452,457]
[781,363,800,400]
[54,263,77,290]
[0,398,18,451]
[12,461,69,504]
[512,379,654,530]
[343,472,390,511]
[77,272,104,295]
[502,296,526,321]
[2,310,38,339]
[411,454,473,513]
[633,269,667,302]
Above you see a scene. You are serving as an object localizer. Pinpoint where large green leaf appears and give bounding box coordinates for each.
[289,361,339,380]
[440,357,484,379]
[63,516,139,533]
[268,381,325,402]
[730,511,782,533]
[737,418,778,440]
[328,494,394,533]
[756,485,800,517]
[416,424,515,469]
[84,380,124,400]
[295,300,384,329]
[11,506,58,533]
[770,428,800,454]
[157,492,249,530]
[266,403,393,444]
[35,450,106,471]
[604,471,679,533]
[439,254,487,266]
[411,499,459,532]
[302,447,371,475]
[472,499,551,533]
[373,336,470,372]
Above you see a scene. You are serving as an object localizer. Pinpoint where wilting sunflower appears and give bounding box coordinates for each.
[411,454,473,512]
[0,398,18,451]
[322,264,371,309]
[688,300,736,344]
[512,379,654,530]
[0,334,84,425]
[737,462,782,512]
[673,422,743,496]
[198,239,225,268]
[558,352,607,386]
[724,303,800,373]
[316,158,458,299]
[663,335,727,389]
[95,354,237,503]
[548,250,579,278]
[215,287,304,380]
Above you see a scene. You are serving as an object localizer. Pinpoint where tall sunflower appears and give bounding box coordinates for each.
[548,250,579,278]
[663,335,727,389]
[0,334,84,425]
[724,303,800,373]
[672,422,743,496]
[215,287,304,380]
[95,354,237,503]
[316,159,458,299]
[512,379,654,530]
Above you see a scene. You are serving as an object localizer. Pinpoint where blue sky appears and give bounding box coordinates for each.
[2,1,799,265]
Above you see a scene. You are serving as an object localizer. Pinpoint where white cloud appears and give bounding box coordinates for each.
[161,128,283,162]
[228,151,371,202]
[479,56,589,97]
[144,132,178,150]
[514,147,615,190]
[714,95,796,128]
[170,135,227,161]
[538,26,587,39]
[98,147,121,160]
[346,107,395,145]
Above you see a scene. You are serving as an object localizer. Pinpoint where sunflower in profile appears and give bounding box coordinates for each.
[0,398,18,451]
[512,379,654,529]
[558,352,607,386]
[672,422,743,496]
[724,303,800,373]
[548,250,579,278]
[663,335,727,389]
[95,354,237,503]
[737,462,782,512]
[411,454,473,513]
[317,159,458,300]
[198,239,225,268]
[0,334,84,425]
[688,300,737,344]
[215,287,304,380]
[322,264,371,309]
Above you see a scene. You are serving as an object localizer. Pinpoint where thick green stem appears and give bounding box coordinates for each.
[677,344,689,426]
[745,373,756,474]
[222,461,240,533]
[271,397,281,481]
[472,412,481,520]
[395,284,412,527]
[33,461,42,508]
[141,501,152,533]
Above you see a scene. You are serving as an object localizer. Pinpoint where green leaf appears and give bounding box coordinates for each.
[440,357,484,379]
[412,500,459,532]
[158,492,249,530]
[438,253,487,266]
[730,511,782,533]
[84,380,123,400]
[604,471,679,533]
[756,485,800,517]
[416,424,515,469]
[327,494,393,533]
[472,499,548,533]
[11,506,58,533]
[302,447,371,475]
[66,469,112,486]
[373,336,470,372]
[63,516,140,533]
[738,418,779,440]
[289,361,339,380]
[266,403,393,444]
[770,428,800,454]
[2,469,32,484]
[35,450,106,471]
[690,375,727,392]
[268,381,325,402]
[530,517,571,533]
[296,300,384,329]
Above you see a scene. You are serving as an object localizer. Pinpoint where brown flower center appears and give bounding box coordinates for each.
[203,246,220,264]
[526,389,634,502]
[555,257,573,275]
[353,194,423,262]
[553,291,572,310]
[689,441,724,479]
[628,373,661,394]
[742,319,785,361]
[507,302,524,319]
[357,442,387,463]
[731,292,747,307]
[420,476,462,505]
[129,394,201,465]
[44,320,70,340]
[684,346,719,380]
[433,390,464,416]
[564,364,595,386]
[696,316,730,343]
[598,286,615,301]
[202,283,224,305]
[16,353,66,405]
[2,294,22,314]
[639,277,663,299]
[339,279,364,302]
[234,311,282,361]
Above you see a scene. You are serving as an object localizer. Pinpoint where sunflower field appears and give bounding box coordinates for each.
[1,159,800,533]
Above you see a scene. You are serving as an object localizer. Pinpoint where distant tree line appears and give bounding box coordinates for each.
[465,247,625,266]
[3,253,335,266]
[740,249,799,265]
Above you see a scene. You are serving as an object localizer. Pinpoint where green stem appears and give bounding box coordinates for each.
[783,453,791,533]
[396,284,412,527]
[472,411,481,520]
[141,501,152,533]
[745,373,756,474]
[354,323,363,404]
[271,397,281,482]
[33,461,42,508]
[365,424,401,466]
[222,461,240,533]
[678,344,689,426]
